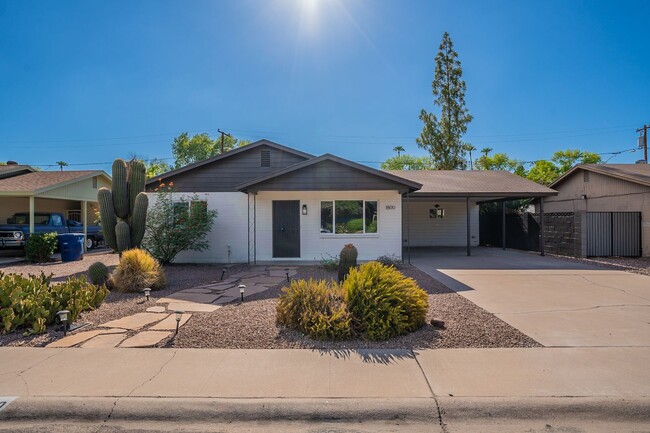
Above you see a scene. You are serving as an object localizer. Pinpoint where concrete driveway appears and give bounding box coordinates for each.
[411,247,650,347]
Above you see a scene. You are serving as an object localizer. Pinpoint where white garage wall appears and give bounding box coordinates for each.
[403,200,479,247]
[147,192,249,263]
[255,190,403,261]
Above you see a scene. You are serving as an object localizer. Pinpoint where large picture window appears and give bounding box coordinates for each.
[320,200,378,234]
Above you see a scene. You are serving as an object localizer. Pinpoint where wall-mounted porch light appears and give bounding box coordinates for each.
[581,194,587,200]
[302,204,308,215]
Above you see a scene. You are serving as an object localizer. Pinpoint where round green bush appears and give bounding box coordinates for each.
[24,232,58,263]
[344,261,429,341]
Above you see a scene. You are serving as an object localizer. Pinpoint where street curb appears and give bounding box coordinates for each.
[0,397,439,422]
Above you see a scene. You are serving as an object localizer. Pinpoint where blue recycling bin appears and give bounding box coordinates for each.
[58,234,84,262]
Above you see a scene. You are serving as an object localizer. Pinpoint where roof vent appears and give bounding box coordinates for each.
[261,150,271,167]
[635,160,647,164]
[6,161,18,165]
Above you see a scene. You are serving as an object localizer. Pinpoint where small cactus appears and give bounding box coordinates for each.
[338,243,358,282]
[88,261,109,286]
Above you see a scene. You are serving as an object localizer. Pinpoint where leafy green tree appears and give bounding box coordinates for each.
[144,158,172,178]
[475,152,521,172]
[381,154,436,170]
[171,132,250,168]
[417,32,473,170]
[551,149,601,173]
[526,160,561,185]
[142,184,218,264]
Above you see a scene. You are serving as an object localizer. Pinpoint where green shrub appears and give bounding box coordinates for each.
[344,262,428,341]
[0,272,108,335]
[24,232,58,263]
[87,262,109,286]
[375,254,402,268]
[110,248,166,293]
[319,253,339,272]
[277,279,354,340]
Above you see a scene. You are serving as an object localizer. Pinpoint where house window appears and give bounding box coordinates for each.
[320,200,378,234]
[173,200,208,226]
[261,150,271,167]
[429,208,445,219]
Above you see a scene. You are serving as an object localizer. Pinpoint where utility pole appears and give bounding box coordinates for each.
[217,129,232,154]
[637,124,649,163]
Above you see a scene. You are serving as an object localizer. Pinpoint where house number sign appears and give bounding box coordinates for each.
[385,205,396,210]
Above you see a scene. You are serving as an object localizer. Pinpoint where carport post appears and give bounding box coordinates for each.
[82,200,88,252]
[502,200,506,250]
[466,196,471,256]
[406,191,411,264]
[29,195,35,235]
[539,197,544,256]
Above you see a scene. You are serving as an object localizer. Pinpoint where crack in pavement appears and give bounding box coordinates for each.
[95,397,119,433]
[497,304,650,315]
[127,350,178,397]
[577,274,650,302]
[411,350,448,433]
[10,349,64,397]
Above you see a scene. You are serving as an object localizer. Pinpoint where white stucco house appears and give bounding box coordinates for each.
[145,140,556,263]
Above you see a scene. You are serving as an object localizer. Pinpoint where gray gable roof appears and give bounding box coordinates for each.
[237,154,422,193]
[146,139,314,185]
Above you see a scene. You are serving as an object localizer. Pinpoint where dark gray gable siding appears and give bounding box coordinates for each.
[245,159,407,192]
[146,145,308,192]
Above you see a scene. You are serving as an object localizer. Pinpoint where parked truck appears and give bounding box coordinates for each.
[0,212,104,250]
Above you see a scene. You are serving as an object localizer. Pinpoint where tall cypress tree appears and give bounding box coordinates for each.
[417,32,473,170]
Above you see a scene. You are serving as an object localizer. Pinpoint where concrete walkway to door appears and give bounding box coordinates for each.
[410,247,650,347]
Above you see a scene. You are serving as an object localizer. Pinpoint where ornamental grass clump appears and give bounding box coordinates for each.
[109,248,166,293]
[277,262,429,341]
[344,262,428,341]
[276,279,354,340]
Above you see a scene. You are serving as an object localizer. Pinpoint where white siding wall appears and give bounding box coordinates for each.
[147,192,249,263]
[255,190,403,261]
[403,200,479,247]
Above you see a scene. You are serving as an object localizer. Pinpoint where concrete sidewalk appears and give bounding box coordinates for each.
[1,347,649,431]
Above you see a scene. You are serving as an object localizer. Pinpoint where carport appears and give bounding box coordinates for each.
[384,170,558,261]
[0,168,112,250]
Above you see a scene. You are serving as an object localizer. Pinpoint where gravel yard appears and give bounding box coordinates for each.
[1,254,540,349]
[551,254,650,277]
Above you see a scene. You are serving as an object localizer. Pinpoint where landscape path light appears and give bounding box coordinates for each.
[174,310,184,335]
[57,310,70,336]
[143,288,151,301]
[221,267,227,281]
[285,268,291,283]
[239,284,246,302]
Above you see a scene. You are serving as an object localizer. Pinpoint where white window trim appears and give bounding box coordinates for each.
[319,199,379,237]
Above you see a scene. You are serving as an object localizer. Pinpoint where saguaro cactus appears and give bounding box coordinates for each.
[338,243,358,282]
[97,158,149,253]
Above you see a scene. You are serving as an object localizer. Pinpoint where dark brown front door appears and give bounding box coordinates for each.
[272,200,300,258]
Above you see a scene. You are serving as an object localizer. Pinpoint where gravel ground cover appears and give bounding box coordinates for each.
[1,255,539,349]
[551,254,650,277]
[168,264,540,350]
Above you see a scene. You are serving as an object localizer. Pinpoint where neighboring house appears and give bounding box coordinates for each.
[0,163,112,246]
[540,163,650,257]
[146,140,556,263]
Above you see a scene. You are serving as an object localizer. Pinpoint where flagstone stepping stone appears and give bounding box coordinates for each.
[81,333,127,349]
[166,302,221,312]
[150,313,192,331]
[229,270,266,279]
[159,292,219,304]
[146,306,167,313]
[177,288,214,294]
[213,295,238,305]
[206,277,239,286]
[46,328,125,348]
[119,331,172,348]
[221,285,269,299]
[267,266,298,270]
[240,276,284,286]
[268,269,298,278]
[100,313,169,330]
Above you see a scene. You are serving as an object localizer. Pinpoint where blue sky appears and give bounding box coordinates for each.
[1,0,648,171]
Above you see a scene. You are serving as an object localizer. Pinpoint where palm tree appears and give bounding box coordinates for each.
[481,147,493,157]
[393,145,405,156]
[56,161,68,171]
[465,144,477,170]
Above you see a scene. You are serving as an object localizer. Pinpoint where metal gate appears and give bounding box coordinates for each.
[586,212,641,257]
